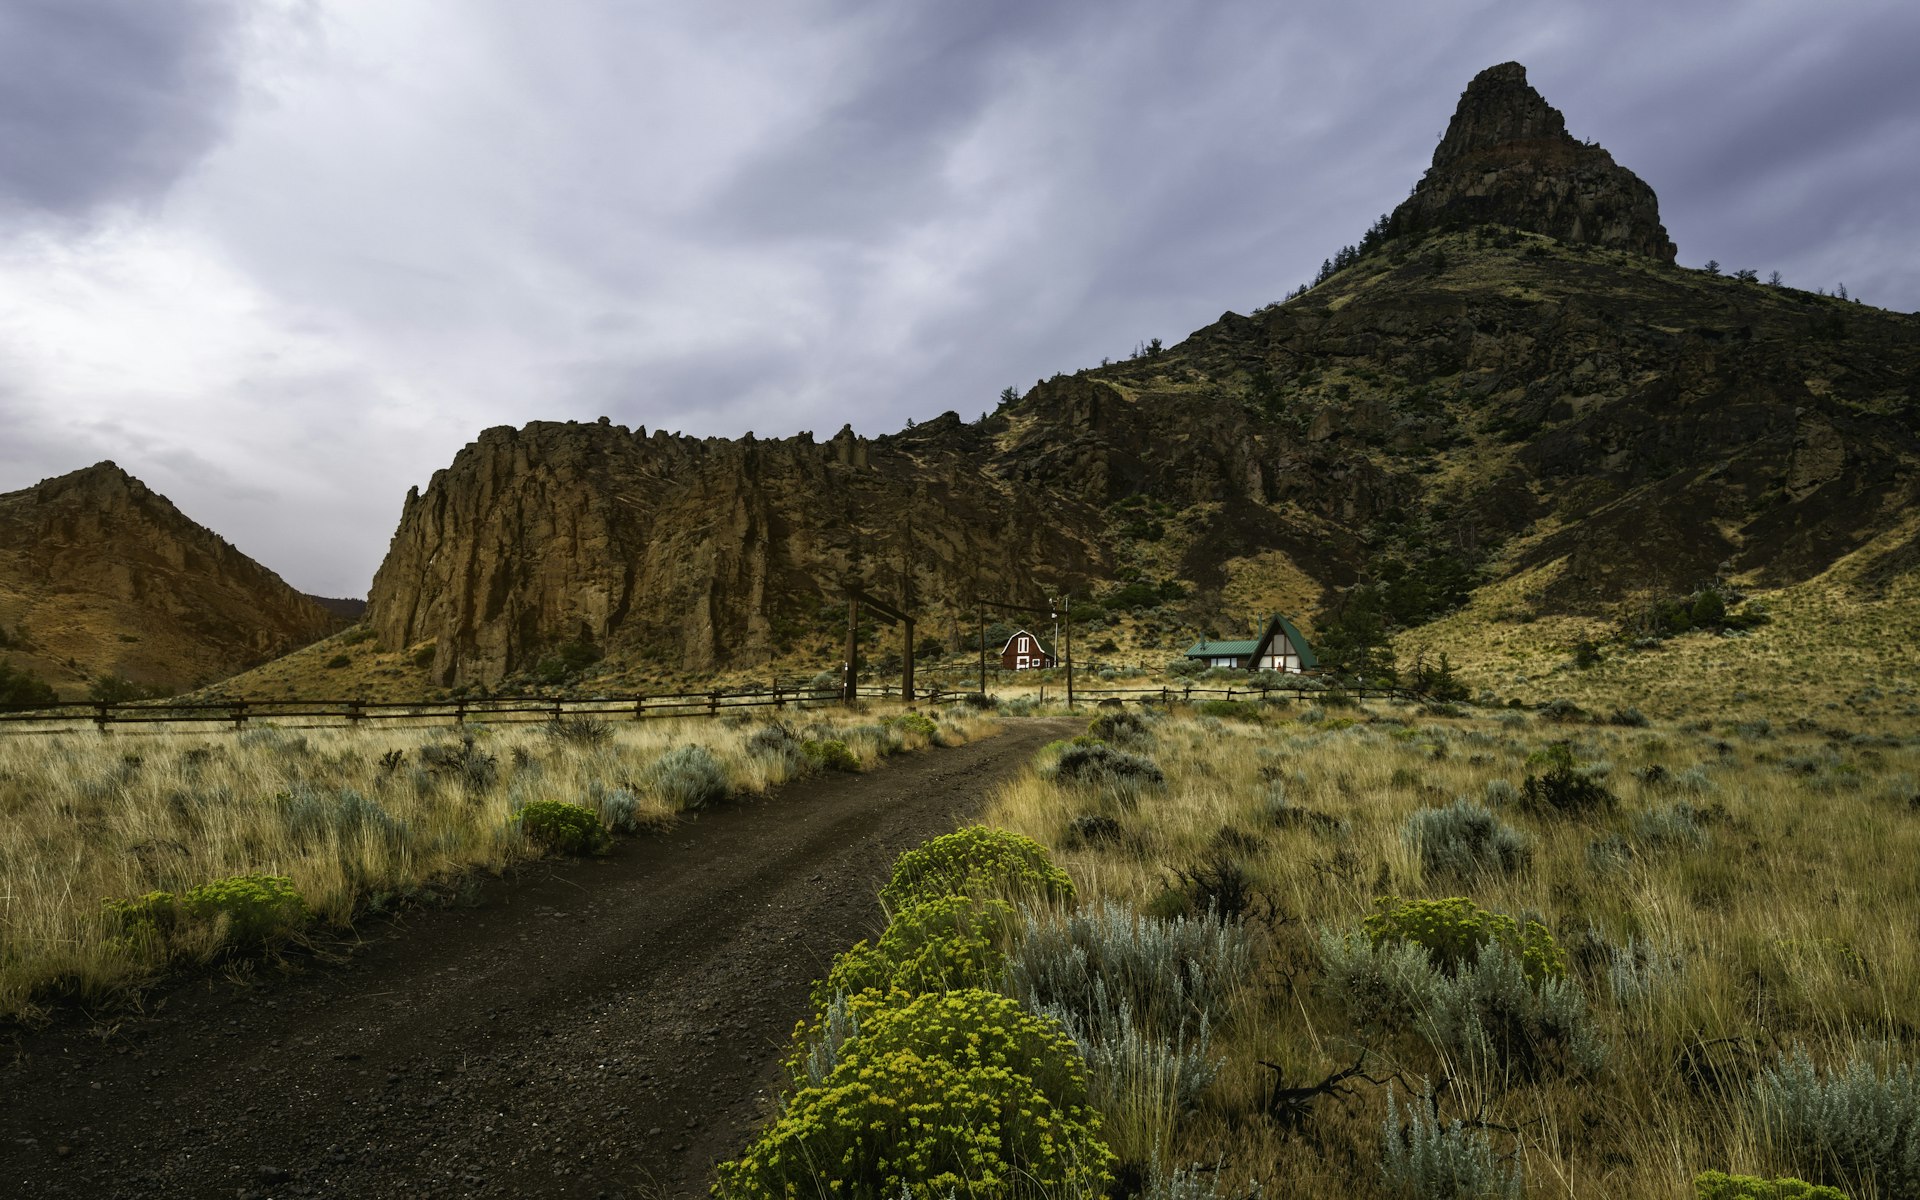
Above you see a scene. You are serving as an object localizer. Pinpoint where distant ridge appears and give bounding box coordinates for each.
[0,462,343,696]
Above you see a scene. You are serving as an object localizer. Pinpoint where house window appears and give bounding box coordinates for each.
[1016,655,1029,669]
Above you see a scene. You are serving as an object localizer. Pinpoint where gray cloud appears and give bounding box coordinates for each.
[0,0,245,215]
[0,1,1915,599]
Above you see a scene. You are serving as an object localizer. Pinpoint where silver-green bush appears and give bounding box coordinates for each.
[644,745,729,810]
[1758,1047,1919,1197]
[1404,800,1529,879]
[1380,1090,1523,1199]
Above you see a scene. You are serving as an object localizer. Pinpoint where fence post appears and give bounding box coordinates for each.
[633,696,645,721]
[94,702,110,731]
[774,686,784,709]
[232,700,248,730]
[347,699,363,726]
[550,695,562,721]
[709,690,719,717]
[455,698,468,726]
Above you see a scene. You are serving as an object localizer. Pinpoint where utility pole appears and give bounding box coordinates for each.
[844,594,861,704]
[1063,592,1075,709]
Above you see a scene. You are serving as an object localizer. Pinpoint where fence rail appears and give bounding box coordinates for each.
[0,677,1415,734]
[0,683,910,733]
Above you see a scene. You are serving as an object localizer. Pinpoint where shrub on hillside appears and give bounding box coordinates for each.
[419,734,498,791]
[0,659,58,711]
[801,737,859,771]
[888,712,938,739]
[105,873,309,952]
[1196,699,1262,722]
[715,989,1113,1198]
[1517,745,1617,817]
[1405,800,1528,879]
[1320,934,1604,1080]
[645,745,729,809]
[1048,743,1166,794]
[276,784,407,847]
[1364,896,1564,983]
[1757,1047,1919,1198]
[1088,708,1152,746]
[816,895,1014,1007]
[1380,1090,1523,1200]
[514,800,609,855]
[880,826,1074,910]
[1692,1170,1848,1200]
[545,715,613,747]
[1009,898,1252,1038]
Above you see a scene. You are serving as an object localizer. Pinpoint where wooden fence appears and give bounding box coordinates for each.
[0,678,1415,735]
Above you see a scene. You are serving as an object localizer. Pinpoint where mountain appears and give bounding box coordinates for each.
[0,463,343,697]
[364,62,1919,690]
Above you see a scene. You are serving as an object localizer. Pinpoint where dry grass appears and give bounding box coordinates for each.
[0,705,994,1023]
[984,700,1920,1197]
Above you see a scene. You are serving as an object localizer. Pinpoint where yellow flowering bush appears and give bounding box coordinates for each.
[880,826,1074,910]
[716,989,1113,1198]
[1364,895,1566,983]
[813,894,1014,1009]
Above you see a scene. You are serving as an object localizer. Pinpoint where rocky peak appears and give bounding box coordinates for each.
[0,462,340,693]
[1388,62,1677,263]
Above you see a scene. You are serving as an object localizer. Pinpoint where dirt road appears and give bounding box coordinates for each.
[1,718,1074,1199]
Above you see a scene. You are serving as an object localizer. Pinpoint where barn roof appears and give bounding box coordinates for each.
[1000,628,1054,657]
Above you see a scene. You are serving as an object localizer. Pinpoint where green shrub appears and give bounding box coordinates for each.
[645,744,729,809]
[1087,708,1151,746]
[1404,800,1529,879]
[1757,1048,1917,1197]
[716,989,1113,1197]
[411,643,436,669]
[105,873,309,951]
[419,734,497,791]
[1048,743,1166,793]
[0,659,59,711]
[1196,699,1261,721]
[815,894,1014,1009]
[275,784,407,847]
[880,825,1075,910]
[1321,934,1603,1079]
[1693,1170,1849,1199]
[802,737,860,771]
[544,715,613,747]
[1364,896,1565,982]
[889,712,939,738]
[1517,744,1617,816]
[324,653,351,669]
[514,800,610,854]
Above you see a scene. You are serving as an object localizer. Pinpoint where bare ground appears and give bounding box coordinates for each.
[1,718,1075,1199]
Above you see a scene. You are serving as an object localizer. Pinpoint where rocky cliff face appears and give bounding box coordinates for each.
[368,419,1099,686]
[1387,62,1676,263]
[364,62,1917,684]
[0,463,341,694]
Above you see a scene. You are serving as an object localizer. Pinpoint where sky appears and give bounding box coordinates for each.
[1,1,1915,598]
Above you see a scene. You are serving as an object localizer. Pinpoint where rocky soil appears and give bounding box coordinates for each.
[1,718,1076,1199]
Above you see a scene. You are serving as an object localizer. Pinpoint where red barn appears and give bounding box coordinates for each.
[999,629,1055,670]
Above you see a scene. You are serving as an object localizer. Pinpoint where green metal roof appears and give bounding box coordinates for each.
[1183,615,1319,668]
[1183,638,1259,657]
[1269,615,1320,669]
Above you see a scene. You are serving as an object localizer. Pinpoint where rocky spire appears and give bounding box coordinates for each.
[1388,62,1677,263]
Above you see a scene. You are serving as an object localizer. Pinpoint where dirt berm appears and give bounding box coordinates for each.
[1,717,1078,1198]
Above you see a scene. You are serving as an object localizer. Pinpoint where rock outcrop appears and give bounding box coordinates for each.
[362,62,1918,685]
[1387,62,1677,262]
[367,420,1099,686]
[0,463,342,695]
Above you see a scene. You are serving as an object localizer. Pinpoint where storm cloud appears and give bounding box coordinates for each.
[1,1,1915,597]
